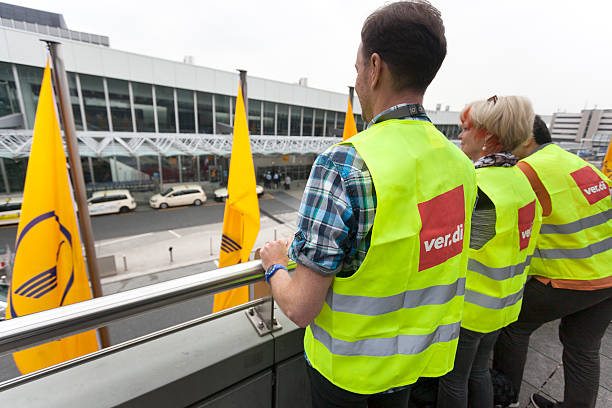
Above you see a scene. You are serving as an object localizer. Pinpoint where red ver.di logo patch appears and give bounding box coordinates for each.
[518,200,536,251]
[570,166,610,205]
[418,185,465,271]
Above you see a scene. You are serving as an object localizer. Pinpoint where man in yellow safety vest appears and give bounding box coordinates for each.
[260,1,477,406]
[494,115,612,408]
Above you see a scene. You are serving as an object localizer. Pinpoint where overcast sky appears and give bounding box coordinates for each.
[14,0,612,115]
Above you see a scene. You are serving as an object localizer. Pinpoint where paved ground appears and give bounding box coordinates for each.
[516,320,612,407]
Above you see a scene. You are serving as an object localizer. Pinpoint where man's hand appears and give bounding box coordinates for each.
[260,239,290,270]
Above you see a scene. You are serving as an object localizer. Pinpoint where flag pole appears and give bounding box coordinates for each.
[238,69,248,112]
[44,41,110,348]
[348,86,354,106]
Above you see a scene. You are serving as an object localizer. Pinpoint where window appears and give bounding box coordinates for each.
[17,65,43,129]
[107,78,133,131]
[336,112,345,136]
[89,197,106,204]
[290,106,301,136]
[263,101,275,135]
[0,62,22,126]
[80,74,109,131]
[302,108,313,136]
[132,82,155,132]
[181,155,197,182]
[326,111,337,136]
[248,99,262,135]
[5,157,28,192]
[277,104,289,136]
[314,109,325,136]
[196,92,213,133]
[67,73,83,130]
[155,86,175,133]
[215,94,231,129]
[161,155,179,183]
[177,89,195,133]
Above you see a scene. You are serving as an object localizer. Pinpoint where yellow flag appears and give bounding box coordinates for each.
[212,84,260,312]
[5,62,99,374]
[342,98,358,141]
[602,137,612,179]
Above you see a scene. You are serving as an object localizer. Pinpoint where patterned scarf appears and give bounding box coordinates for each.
[474,152,519,169]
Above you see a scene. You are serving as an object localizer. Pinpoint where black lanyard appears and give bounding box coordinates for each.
[373,104,426,125]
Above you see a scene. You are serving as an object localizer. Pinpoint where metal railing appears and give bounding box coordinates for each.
[0,260,279,357]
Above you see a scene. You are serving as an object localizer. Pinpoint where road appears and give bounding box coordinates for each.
[0,190,303,383]
[0,191,302,249]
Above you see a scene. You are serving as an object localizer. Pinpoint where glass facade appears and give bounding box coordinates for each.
[336,112,345,135]
[107,78,133,132]
[80,74,109,131]
[290,106,301,136]
[4,158,28,192]
[314,109,324,136]
[0,62,21,123]
[139,155,159,180]
[161,155,179,183]
[277,104,289,136]
[17,65,43,128]
[155,86,175,133]
[248,99,262,135]
[302,108,313,136]
[181,155,197,182]
[326,111,336,136]
[177,89,195,133]
[263,101,275,135]
[132,82,155,132]
[196,91,213,134]
[215,94,231,128]
[67,73,84,131]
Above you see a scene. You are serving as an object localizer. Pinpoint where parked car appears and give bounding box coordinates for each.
[0,196,23,226]
[214,185,265,202]
[88,190,136,215]
[149,185,206,209]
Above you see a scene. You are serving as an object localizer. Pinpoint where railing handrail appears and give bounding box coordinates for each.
[0,260,267,357]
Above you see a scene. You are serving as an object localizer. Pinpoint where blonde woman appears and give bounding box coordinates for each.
[437,96,543,408]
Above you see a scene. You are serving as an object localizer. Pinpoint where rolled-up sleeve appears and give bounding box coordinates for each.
[289,152,353,276]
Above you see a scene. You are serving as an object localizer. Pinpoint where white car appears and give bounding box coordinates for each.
[214,185,265,202]
[0,196,22,226]
[88,190,137,215]
[149,185,207,209]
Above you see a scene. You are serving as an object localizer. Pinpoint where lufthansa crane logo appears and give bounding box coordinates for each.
[8,211,75,319]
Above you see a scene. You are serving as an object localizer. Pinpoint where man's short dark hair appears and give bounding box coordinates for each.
[533,115,552,145]
[361,1,446,93]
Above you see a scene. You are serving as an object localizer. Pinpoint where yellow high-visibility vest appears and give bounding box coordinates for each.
[462,166,542,333]
[522,144,612,280]
[303,119,477,394]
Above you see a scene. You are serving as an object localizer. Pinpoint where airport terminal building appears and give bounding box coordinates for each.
[0,3,463,194]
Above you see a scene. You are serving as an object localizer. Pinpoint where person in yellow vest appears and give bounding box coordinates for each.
[436,96,542,408]
[260,2,477,406]
[493,115,612,408]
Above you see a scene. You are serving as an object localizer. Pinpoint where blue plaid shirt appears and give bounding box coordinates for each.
[290,104,431,278]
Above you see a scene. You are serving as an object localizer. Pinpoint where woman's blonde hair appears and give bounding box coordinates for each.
[460,96,535,152]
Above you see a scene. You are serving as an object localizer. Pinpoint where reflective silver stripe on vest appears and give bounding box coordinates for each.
[464,287,524,310]
[534,236,612,260]
[467,256,532,281]
[310,321,461,357]
[540,209,612,235]
[326,278,465,316]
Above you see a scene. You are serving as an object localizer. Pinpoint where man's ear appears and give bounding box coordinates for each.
[369,52,382,89]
